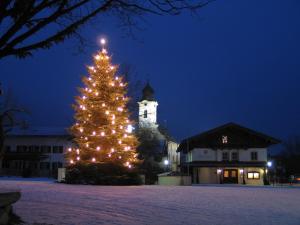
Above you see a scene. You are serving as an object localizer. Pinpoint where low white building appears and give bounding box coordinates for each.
[178,123,280,185]
[1,127,72,177]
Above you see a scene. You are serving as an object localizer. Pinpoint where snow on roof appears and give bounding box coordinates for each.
[8,126,70,136]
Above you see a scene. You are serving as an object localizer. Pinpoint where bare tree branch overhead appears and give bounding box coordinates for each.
[0,0,211,59]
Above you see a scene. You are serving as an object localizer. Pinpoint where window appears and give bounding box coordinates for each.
[40,162,50,170]
[143,110,147,118]
[53,146,63,153]
[231,170,237,177]
[144,103,147,106]
[251,152,258,161]
[222,135,228,144]
[5,146,11,153]
[17,145,27,153]
[223,170,229,178]
[247,172,260,179]
[41,145,51,153]
[231,152,239,161]
[28,145,40,153]
[222,152,229,161]
[2,161,10,169]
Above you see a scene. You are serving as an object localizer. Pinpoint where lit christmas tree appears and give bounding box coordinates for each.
[67,39,138,169]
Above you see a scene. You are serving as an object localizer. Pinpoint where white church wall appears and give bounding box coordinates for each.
[138,100,158,128]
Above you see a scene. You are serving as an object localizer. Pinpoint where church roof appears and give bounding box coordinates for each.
[177,122,280,153]
[141,82,155,101]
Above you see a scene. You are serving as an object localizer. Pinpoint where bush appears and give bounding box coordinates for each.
[65,162,142,185]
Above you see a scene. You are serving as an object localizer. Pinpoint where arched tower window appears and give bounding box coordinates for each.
[144,110,148,118]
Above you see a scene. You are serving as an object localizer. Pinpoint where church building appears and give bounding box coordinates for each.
[137,83,179,171]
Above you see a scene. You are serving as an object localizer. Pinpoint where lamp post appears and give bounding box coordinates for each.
[164,159,169,172]
[267,161,273,185]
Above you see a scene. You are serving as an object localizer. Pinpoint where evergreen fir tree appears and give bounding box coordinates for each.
[67,39,138,170]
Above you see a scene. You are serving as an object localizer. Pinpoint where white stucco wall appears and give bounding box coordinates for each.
[138,100,158,128]
[188,148,267,162]
[4,136,72,167]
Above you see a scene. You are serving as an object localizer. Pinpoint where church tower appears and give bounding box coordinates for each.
[138,82,158,129]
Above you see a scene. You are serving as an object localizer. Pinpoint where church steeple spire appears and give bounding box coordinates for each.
[141,82,155,101]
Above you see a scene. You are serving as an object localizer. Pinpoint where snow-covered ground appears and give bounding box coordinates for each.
[1,178,300,225]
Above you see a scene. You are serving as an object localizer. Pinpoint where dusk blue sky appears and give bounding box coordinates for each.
[1,0,300,145]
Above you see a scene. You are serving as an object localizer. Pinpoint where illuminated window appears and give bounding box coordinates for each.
[251,152,258,161]
[222,135,228,144]
[247,172,260,179]
[231,170,237,177]
[223,170,229,178]
[144,110,147,118]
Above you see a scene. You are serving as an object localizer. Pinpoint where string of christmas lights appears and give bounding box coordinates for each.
[67,38,138,168]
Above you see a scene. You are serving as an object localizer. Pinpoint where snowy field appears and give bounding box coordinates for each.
[1,178,300,225]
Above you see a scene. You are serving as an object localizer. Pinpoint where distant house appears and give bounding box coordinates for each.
[1,127,72,177]
[177,123,280,185]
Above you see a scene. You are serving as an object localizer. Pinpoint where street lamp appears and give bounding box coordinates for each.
[267,161,272,168]
[164,159,169,172]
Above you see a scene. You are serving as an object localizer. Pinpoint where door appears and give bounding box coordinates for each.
[223,169,238,184]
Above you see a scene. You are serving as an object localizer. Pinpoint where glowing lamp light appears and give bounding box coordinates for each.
[101,132,105,136]
[95,92,99,96]
[128,165,132,169]
[112,130,116,134]
[126,125,133,133]
[68,148,72,152]
[164,159,169,166]
[267,161,272,167]
[239,169,244,174]
[96,146,101,151]
[95,55,100,60]
[92,157,96,162]
[102,103,106,107]
[105,110,109,115]
[115,76,119,80]
[111,148,115,153]
[217,169,222,174]
[70,160,74,164]
[118,156,122,159]
[76,149,80,154]
[100,38,106,45]
[76,156,80,161]
[92,131,96,136]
